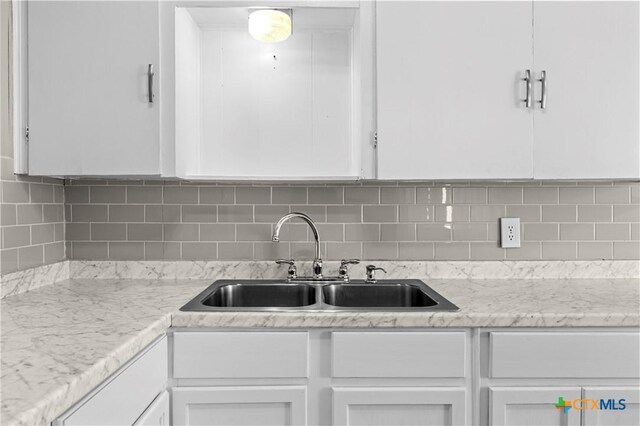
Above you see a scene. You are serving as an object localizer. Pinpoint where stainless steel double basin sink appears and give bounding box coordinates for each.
[180,279,458,312]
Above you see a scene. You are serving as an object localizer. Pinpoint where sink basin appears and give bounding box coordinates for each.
[180,279,458,312]
[203,283,316,308]
[322,283,437,308]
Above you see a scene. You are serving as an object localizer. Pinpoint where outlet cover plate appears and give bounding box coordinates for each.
[500,217,521,248]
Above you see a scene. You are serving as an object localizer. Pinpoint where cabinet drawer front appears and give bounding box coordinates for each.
[173,331,309,378]
[491,332,640,378]
[59,336,167,425]
[332,332,466,378]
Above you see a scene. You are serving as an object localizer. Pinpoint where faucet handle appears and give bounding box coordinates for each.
[275,259,297,280]
[365,264,387,283]
[338,259,360,282]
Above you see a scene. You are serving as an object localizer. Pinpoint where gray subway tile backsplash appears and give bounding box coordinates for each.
[399,242,434,260]
[236,186,271,204]
[595,186,630,204]
[127,224,163,241]
[542,241,577,260]
[613,241,640,259]
[488,187,522,204]
[523,187,558,204]
[380,187,416,204]
[577,205,612,222]
[126,186,162,204]
[200,186,235,204]
[272,187,307,204]
[3,178,638,271]
[91,223,127,241]
[308,187,343,205]
[31,223,55,245]
[163,186,198,204]
[90,186,126,204]
[595,223,630,241]
[345,187,379,204]
[560,223,595,241]
[108,242,144,260]
[542,205,577,223]
[559,187,594,204]
[109,205,145,223]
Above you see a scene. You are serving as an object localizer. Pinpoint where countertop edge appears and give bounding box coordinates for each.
[6,314,172,426]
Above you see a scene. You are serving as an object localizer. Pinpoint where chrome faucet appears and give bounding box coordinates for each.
[272,212,323,279]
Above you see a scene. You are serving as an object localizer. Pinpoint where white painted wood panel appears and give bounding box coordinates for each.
[172,386,307,426]
[135,391,170,426]
[490,332,640,378]
[333,387,467,426]
[332,331,466,378]
[175,7,360,180]
[57,336,167,425]
[376,1,533,179]
[490,387,581,426]
[173,331,309,378]
[533,1,640,179]
[174,8,201,179]
[583,387,640,426]
[28,1,160,176]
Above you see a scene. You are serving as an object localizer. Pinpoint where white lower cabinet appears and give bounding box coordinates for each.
[52,328,640,425]
[54,336,168,425]
[490,387,581,426]
[135,391,170,426]
[582,387,640,426]
[333,387,466,426]
[486,330,640,426]
[490,386,640,426]
[171,330,470,426]
[172,386,307,426]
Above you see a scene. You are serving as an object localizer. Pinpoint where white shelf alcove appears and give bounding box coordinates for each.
[175,4,373,180]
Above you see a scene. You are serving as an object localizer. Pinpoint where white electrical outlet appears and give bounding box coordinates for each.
[500,218,521,248]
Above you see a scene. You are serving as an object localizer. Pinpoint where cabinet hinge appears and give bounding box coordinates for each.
[25,126,29,143]
[373,131,378,148]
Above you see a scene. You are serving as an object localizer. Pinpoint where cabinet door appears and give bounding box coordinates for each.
[533,1,639,179]
[376,1,533,179]
[333,387,467,426]
[172,386,307,426]
[490,387,581,426]
[55,337,167,426]
[28,1,160,176]
[135,391,169,426]
[583,387,640,426]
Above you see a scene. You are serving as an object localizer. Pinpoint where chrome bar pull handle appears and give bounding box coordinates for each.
[522,69,532,108]
[538,70,547,109]
[147,64,155,104]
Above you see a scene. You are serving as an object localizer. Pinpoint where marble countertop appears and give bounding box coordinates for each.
[2,277,639,425]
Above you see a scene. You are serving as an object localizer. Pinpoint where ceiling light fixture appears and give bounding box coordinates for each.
[248,9,292,43]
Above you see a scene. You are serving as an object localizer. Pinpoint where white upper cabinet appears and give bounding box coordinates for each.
[173,3,375,180]
[532,1,639,179]
[376,0,639,180]
[28,1,160,176]
[24,1,637,180]
[376,1,534,180]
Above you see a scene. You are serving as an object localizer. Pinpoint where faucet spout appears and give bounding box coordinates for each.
[272,212,322,278]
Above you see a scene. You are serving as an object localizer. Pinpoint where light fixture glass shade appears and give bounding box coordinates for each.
[248,9,292,43]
